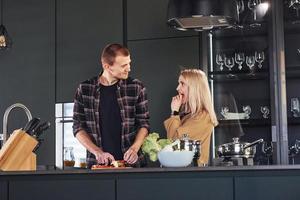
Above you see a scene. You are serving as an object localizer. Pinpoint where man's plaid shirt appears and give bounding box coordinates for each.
[73,75,150,167]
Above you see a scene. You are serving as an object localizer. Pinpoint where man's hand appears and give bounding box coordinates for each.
[124,148,138,164]
[94,150,115,165]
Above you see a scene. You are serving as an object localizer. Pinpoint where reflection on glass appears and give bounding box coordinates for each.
[289,0,300,17]
[236,0,245,24]
[289,140,300,165]
[248,0,261,21]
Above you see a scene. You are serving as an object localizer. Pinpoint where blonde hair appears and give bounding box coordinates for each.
[180,69,218,126]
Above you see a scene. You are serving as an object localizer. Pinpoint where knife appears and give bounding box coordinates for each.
[33,121,51,139]
[23,118,40,135]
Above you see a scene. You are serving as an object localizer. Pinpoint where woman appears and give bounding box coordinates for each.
[164,69,218,165]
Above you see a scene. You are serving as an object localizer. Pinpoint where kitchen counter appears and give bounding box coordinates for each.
[1,165,300,200]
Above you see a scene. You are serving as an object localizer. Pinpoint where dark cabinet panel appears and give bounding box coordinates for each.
[9,179,115,200]
[0,0,55,165]
[0,181,8,200]
[117,177,233,200]
[56,0,123,102]
[127,0,197,40]
[235,176,300,200]
[128,37,199,135]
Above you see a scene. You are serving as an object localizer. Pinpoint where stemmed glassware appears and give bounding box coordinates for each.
[246,55,255,70]
[289,0,300,18]
[289,140,300,164]
[224,57,235,71]
[248,0,261,21]
[260,106,270,118]
[248,0,262,27]
[235,52,245,70]
[255,51,265,68]
[262,141,273,165]
[216,54,225,71]
[236,0,245,24]
[291,97,300,117]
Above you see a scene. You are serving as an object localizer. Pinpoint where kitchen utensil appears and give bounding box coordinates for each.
[217,137,264,158]
[157,150,194,167]
[23,117,40,134]
[179,134,201,162]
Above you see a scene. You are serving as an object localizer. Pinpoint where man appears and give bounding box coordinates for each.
[73,43,150,168]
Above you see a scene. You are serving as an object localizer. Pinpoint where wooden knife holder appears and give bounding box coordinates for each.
[0,129,38,171]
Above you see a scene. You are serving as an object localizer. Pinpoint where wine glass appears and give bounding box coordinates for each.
[224,56,235,71]
[216,54,225,71]
[248,0,261,21]
[260,106,270,119]
[255,51,265,69]
[289,0,300,18]
[262,141,273,165]
[235,52,245,70]
[236,0,245,24]
[289,140,300,164]
[246,55,255,70]
[291,98,300,117]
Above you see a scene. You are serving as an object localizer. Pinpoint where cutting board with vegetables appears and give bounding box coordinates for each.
[0,129,38,171]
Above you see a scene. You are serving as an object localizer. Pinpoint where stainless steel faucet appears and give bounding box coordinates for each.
[0,103,32,144]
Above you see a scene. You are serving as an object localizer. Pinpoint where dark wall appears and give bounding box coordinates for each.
[0,0,202,165]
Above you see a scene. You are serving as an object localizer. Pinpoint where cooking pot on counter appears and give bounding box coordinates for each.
[173,134,201,166]
[217,137,264,158]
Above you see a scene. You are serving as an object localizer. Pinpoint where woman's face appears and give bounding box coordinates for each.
[176,75,189,104]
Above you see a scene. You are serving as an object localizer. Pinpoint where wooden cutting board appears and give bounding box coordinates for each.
[0,129,38,171]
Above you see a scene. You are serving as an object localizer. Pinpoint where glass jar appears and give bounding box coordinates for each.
[64,147,75,167]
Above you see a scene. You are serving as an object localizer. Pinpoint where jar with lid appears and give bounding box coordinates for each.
[64,147,75,167]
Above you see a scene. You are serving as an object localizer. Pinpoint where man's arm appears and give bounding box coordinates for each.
[76,130,115,165]
[124,127,148,164]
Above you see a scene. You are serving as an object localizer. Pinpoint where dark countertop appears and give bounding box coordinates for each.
[1,165,300,176]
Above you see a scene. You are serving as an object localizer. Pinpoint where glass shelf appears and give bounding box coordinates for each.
[216,118,271,127]
[208,70,269,82]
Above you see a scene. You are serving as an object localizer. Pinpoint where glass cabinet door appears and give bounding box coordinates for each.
[208,0,273,166]
[283,0,300,164]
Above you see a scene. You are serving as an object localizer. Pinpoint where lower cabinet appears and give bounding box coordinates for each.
[8,179,115,200]
[235,176,300,200]
[117,177,233,200]
[0,181,8,200]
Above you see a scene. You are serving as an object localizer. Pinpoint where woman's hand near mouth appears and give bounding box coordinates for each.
[171,94,183,112]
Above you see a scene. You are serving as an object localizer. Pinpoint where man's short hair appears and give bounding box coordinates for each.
[101,43,130,65]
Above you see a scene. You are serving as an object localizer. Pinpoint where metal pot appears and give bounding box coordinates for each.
[217,137,264,158]
[175,134,201,165]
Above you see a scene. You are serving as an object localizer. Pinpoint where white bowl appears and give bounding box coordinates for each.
[157,150,194,167]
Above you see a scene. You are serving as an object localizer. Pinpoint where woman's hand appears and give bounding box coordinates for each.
[171,94,183,112]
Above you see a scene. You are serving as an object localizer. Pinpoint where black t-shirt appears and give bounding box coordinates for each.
[99,83,123,160]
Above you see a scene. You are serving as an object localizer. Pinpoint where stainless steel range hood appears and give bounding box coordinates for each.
[167,0,238,31]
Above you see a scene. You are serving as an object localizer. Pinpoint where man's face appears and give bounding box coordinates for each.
[108,55,131,80]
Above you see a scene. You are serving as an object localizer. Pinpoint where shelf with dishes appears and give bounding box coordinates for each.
[216,118,271,127]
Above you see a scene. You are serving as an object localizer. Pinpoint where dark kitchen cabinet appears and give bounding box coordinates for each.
[206,0,288,165]
[0,181,8,200]
[8,179,115,200]
[284,0,300,164]
[128,37,200,135]
[56,0,123,102]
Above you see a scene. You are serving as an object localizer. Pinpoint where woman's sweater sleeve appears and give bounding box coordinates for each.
[164,115,181,140]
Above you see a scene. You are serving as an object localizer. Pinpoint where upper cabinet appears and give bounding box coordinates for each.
[284,0,300,164]
[56,0,123,102]
[207,0,285,165]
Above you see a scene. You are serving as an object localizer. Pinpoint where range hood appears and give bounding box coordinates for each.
[167,0,238,31]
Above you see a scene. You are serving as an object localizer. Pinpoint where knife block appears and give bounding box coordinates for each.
[0,129,38,171]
